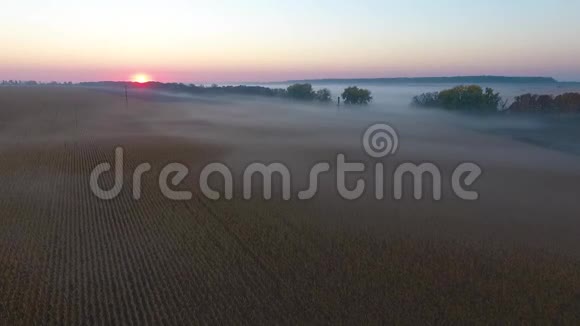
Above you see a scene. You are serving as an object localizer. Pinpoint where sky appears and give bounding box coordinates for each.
[1,0,579,83]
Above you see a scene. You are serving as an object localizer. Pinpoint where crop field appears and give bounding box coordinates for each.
[1,87,580,324]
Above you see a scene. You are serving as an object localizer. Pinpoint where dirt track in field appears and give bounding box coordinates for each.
[1,86,580,324]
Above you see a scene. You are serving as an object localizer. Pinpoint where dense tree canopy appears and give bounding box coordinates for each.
[341,86,372,105]
[285,84,332,102]
[315,88,332,102]
[286,83,315,100]
[412,85,503,111]
[413,85,580,113]
[508,93,580,113]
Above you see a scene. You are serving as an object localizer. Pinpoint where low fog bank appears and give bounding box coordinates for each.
[5,85,580,255]
[111,83,580,174]
[134,82,580,255]
[70,84,580,198]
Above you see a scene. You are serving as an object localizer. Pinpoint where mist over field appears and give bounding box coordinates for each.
[1,81,580,324]
[109,82,580,245]
[138,81,580,161]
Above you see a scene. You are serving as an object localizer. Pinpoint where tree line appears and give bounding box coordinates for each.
[1,80,374,105]
[76,81,374,105]
[1,80,73,86]
[285,83,372,104]
[412,85,580,113]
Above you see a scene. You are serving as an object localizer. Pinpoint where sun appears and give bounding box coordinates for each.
[132,73,151,83]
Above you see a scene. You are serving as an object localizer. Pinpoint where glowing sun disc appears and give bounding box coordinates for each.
[132,74,151,83]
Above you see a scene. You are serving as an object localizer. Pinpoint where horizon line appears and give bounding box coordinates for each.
[4,75,580,85]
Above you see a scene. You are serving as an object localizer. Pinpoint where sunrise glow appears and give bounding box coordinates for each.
[1,1,579,82]
[132,74,151,83]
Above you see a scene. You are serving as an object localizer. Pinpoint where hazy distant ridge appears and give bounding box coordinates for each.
[285,76,558,84]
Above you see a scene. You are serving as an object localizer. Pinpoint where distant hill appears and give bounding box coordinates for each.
[284,76,558,85]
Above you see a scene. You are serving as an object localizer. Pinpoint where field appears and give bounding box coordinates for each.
[1,86,580,324]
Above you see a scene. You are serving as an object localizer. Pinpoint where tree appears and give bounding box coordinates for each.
[554,93,580,112]
[315,88,332,102]
[483,87,502,109]
[341,86,372,105]
[287,83,315,100]
[439,85,481,109]
[413,85,503,111]
[412,92,439,107]
[509,92,580,113]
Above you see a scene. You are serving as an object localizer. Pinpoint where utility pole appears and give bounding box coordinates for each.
[124,85,129,108]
